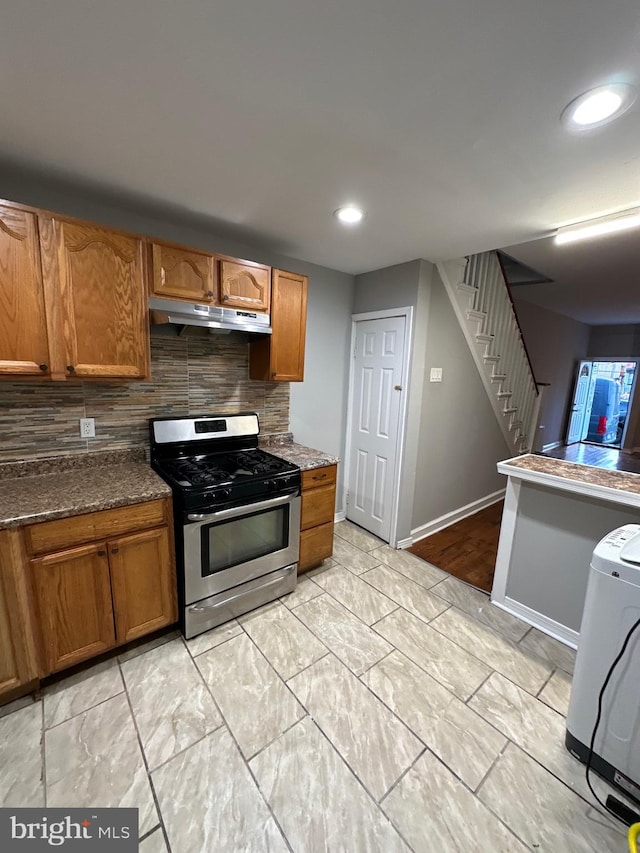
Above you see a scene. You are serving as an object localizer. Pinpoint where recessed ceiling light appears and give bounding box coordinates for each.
[561,83,636,131]
[334,205,365,224]
[555,208,640,244]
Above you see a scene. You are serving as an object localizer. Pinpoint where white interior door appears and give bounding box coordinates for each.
[566,361,595,444]
[346,315,406,541]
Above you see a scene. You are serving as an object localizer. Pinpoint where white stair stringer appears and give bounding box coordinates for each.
[437,254,544,455]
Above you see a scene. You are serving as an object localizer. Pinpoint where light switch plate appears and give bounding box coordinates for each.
[80,417,96,438]
[430,367,443,382]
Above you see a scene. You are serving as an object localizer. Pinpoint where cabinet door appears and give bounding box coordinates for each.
[48,219,150,379]
[248,269,307,382]
[32,543,115,673]
[151,243,216,302]
[108,527,177,644]
[0,204,52,377]
[219,257,270,312]
[301,484,336,531]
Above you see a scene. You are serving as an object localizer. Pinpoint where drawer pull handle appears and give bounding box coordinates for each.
[313,473,328,480]
[111,547,119,554]
[66,365,75,373]
[39,363,48,372]
[97,549,106,557]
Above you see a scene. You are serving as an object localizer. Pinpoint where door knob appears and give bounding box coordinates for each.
[394,385,403,391]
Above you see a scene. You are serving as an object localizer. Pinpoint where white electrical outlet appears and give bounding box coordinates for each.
[430,367,443,382]
[80,418,96,438]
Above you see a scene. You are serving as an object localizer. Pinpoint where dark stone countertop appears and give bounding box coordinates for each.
[0,449,171,530]
[260,438,339,471]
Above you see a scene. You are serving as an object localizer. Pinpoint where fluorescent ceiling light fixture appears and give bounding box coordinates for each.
[334,205,365,224]
[561,83,636,130]
[555,208,640,245]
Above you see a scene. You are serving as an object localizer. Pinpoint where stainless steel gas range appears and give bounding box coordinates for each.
[150,413,300,638]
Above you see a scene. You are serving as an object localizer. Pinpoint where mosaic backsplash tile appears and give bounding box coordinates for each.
[0,331,290,462]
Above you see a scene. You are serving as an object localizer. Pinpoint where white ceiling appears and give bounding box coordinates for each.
[1,1,639,294]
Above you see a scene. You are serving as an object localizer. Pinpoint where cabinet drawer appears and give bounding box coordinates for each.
[25,500,167,556]
[299,522,334,573]
[301,484,336,531]
[301,465,337,491]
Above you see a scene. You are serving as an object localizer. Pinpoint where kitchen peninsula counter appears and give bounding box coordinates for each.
[260,435,340,471]
[493,453,640,647]
[0,449,171,529]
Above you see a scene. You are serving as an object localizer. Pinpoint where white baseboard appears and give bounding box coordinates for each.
[396,536,413,550]
[542,441,563,452]
[410,489,506,545]
[492,596,579,649]
[334,510,346,523]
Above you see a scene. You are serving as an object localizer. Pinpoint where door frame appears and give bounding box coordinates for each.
[343,306,414,548]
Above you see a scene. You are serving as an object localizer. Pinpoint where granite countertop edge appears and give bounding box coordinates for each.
[264,441,340,471]
[498,453,640,497]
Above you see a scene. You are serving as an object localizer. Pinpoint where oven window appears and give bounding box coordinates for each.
[202,506,289,576]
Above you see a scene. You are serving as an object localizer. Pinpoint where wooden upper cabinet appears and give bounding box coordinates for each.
[219,257,271,312]
[150,242,216,302]
[0,203,52,377]
[249,269,307,382]
[42,218,150,379]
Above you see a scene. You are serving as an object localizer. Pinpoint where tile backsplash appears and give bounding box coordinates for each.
[0,330,290,462]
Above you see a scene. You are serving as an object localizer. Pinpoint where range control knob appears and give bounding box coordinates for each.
[266,479,278,491]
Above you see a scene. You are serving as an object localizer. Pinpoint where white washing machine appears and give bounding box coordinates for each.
[566,523,640,805]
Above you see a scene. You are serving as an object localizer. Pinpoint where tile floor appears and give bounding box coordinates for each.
[0,520,630,852]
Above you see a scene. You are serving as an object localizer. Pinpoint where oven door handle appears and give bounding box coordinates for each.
[186,492,296,523]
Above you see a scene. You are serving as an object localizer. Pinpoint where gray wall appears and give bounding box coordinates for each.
[412,270,510,530]
[0,168,354,511]
[512,297,590,448]
[588,324,640,358]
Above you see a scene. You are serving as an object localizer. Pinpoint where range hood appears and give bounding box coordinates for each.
[148,296,271,334]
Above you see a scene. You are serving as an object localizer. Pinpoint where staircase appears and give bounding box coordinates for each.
[436,252,543,455]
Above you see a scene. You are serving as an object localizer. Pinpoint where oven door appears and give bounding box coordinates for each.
[183,492,300,605]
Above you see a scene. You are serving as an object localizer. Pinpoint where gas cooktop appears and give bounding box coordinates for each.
[163,448,298,489]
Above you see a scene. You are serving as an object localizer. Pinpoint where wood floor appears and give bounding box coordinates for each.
[541,442,640,474]
[407,501,504,593]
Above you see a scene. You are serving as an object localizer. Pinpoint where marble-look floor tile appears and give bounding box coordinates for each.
[479,743,623,852]
[518,626,576,674]
[120,638,222,770]
[117,629,180,664]
[363,651,506,791]
[334,519,385,551]
[383,750,528,853]
[44,658,124,729]
[280,574,323,609]
[293,594,393,675]
[431,576,530,642]
[374,608,491,700]
[0,692,38,719]
[362,564,449,623]
[0,702,43,807]
[139,828,167,853]
[153,727,287,853]
[185,619,242,657]
[240,600,327,679]
[289,655,423,800]
[332,536,381,574]
[469,671,603,802]
[45,693,157,835]
[431,607,552,694]
[250,717,409,852]
[196,633,304,758]
[539,669,572,716]
[313,564,398,625]
[370,544,447,587]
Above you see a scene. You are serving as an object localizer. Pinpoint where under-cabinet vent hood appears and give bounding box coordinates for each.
[148,297,272,334]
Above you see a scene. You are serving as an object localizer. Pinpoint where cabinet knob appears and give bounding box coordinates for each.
[66,365,75,373]
[39,363,48,372]
[206,290,214,297]
[111,547,119,554]
[97,549,106,556]
[222,294,229,301]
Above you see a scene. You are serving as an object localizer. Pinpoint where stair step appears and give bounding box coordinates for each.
[484,354,500,363]
[476,333,494,344]
[509,421,523,431]
[497,390,512,398]
[457,283,477,295]
[467,309,486,322]
[503,407,518,415]
[490,374,507,382]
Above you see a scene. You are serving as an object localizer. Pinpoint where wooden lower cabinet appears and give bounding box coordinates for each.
[33,543,115,673]
[24,499,177,680]
[298,464,337,573]
[109,527,176,644]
